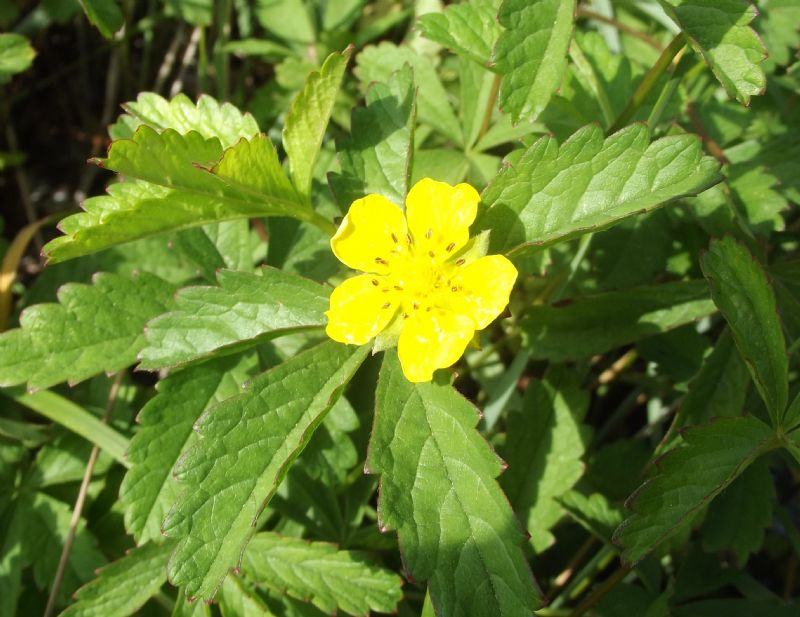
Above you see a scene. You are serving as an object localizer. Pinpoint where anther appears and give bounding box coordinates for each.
[413,302,419,310]
[371,279,379,286]
[451,286,458,292]
[456,258,465,266]
[394,285,403,291]
[375,257,388,265]
[391,233,399,243]
[381,302,391,309]
[425,228,432,239]
[428,251,435,258]
[446,242,455,252]
[406,233,414,245]
[403,313,409,319]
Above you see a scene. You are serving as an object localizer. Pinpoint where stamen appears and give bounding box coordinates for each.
[425,228,432,239]
[413,302,419,310]
[381,302,391,309]
[455,258,465,266]
[394,285,403,291]
[375,257,388,265]
[391,233,399,244]
[428,251,435,258]
[451,286,458,292]
[406,233,414,245]
[446,242,455,252]
[371,279,379,286]
[403,313,409,319]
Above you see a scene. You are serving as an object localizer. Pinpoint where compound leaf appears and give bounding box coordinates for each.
[0,272,174,390]
[44,130,307,264]
[329,63,416,208]
[614,415,778,564]
[520,281,715,361]
[494,0,576,123]
[61,542,173,617]
[701,237,788,425]
[284,48,352,197]
[242,532,403,616]
[659,0,766,105]
[478,124,722,254]
[368,350,541,617]
[138,268,329,369]
[120,355,257,544]
[163,341,369,600]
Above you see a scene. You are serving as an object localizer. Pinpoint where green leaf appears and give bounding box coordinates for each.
[614,415,778,564]
[138,268,330,370]
[559,491,624,544]
[110,92,260,147]
[658,0,766,105]
[121,355,257,544]
[9,390,129,465]
[0,33,35,84]
[163,341,369,600]
[44,131,311,263]
[77,0,123,39]
[368,350,541,617]
[478,124,722,255]
[241,532,404,616]
[500,366,590,552]
[494,0,576,123]
[700,237,788,425]
[254,0,315,44]
[355,43,461,144]
[675,330,750,428]
[0,272,174,390]
[520,281,715,361]
[284,48,352,197]
[165,0,212,26]
[60,542,173,617]
[417,0,502,66]
[329,64,416,207]
[701,458,774,565]
[219,575,275,617]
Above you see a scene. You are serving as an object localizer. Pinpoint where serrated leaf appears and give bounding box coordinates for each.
[701,237,788,425]
[0,272,174,390]
[355,42,461,144]
[110,92,259,147]
[284,49,352,197]
[417,0,502,66]
[478,124,722,254]
[368,350,541,617]
[0,33,35,84]
[658,0,766,105]
[77,0,123,39]
[60,542,173,617]
[241,532,403,616]
[45,131,308,263]
[121,355,257,544]
[729,165,786,234]
[329,64,416,207]
[614,415,778,564]
[494,0,576,123]
[520,280,715,361]
[500,366,590,552]
[163,341,369,599]
[701,458,774,565]
[138,267,330,370]
[559,491,624,544]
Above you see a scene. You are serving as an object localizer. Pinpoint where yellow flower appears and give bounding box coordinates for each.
[325,178,518,383]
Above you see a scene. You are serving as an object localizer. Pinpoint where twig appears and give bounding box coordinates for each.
[686,101,729,165]
[577,7,662,51]
[42,372,125,617]
[170,27,202,98]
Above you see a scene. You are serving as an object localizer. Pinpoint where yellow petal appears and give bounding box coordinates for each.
[405,178,480,260]
[397,309,475,382]
[331,194,409,274]
[449,255,518,329]
[325,275,398,345]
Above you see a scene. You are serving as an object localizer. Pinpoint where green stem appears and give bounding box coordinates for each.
[213,0,232,100]
[609,33,686,134]
[302,208,338,237]
[477,73,502,141]
[569,43,615,129]
[198,26,208,94]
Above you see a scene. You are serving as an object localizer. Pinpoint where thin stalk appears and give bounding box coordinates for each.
[301,208,338,237]
[478,73,501,141]
[154,23,187,93]
[569,43,615,128]
[550,545,616,609]
[608,33,686,134]
[576,7,662,51]
[198,26,209,94]
[551,233,594,303]
[170,26,201,97]
[547,537,598,602]
[42,373,124,617]
[214,0,232,100]
[568,564,633,617]
[645,50,690,134]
